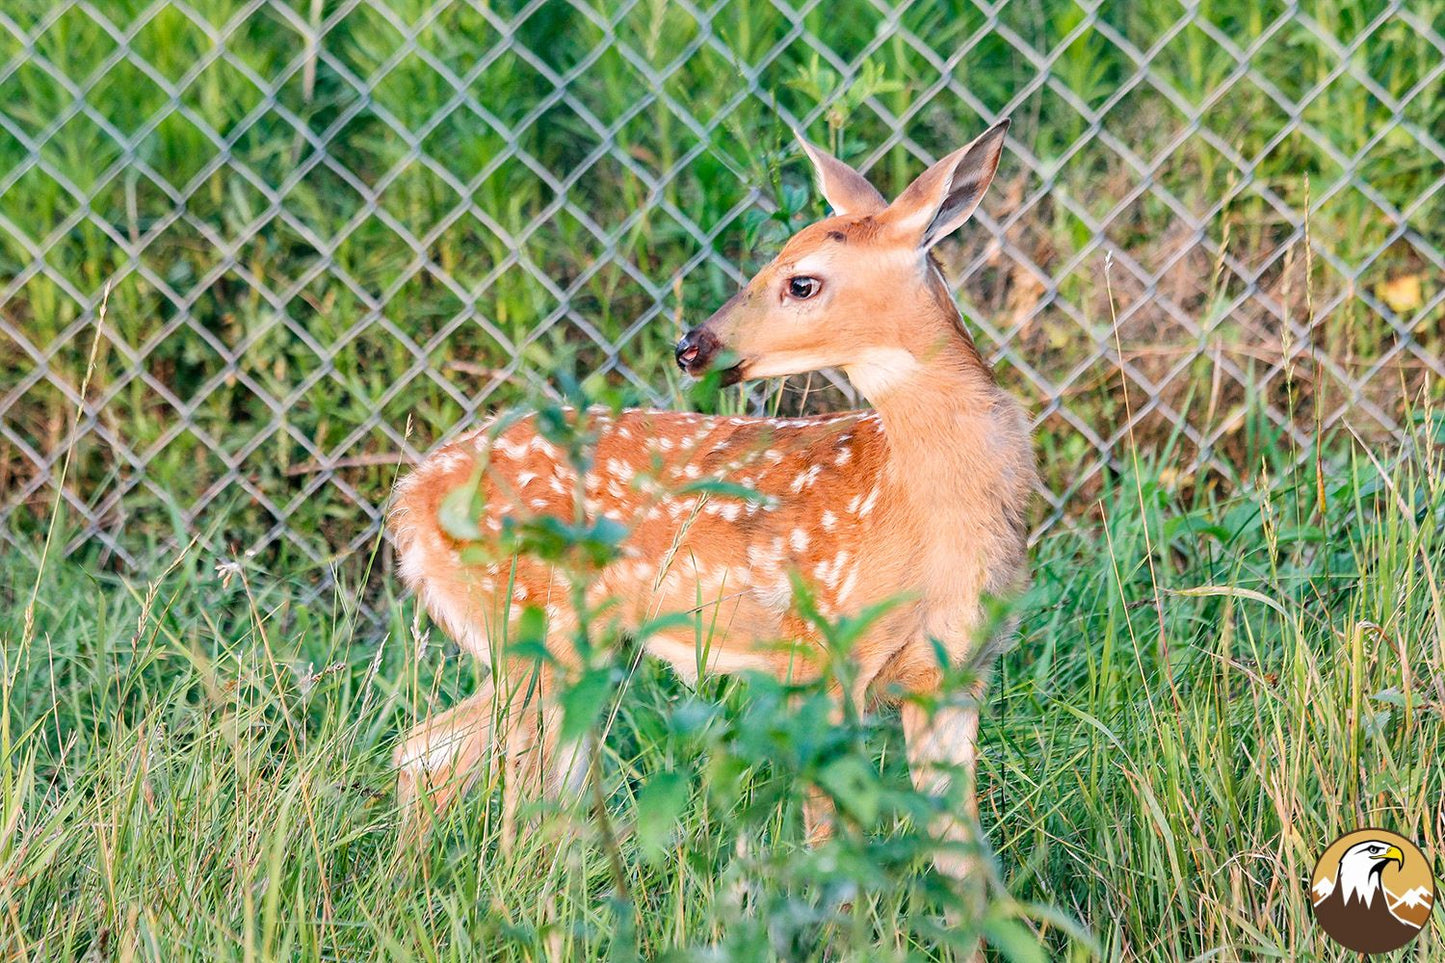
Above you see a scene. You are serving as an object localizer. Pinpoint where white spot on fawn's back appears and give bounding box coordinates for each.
[747,543,781,572]
[790,465,821,493]
[751,574,791,614]
[858,487,880,517]
[495,438,530,460]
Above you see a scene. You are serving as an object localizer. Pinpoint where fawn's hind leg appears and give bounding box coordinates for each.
[802,695,850,846]
[903,692,990,963]
[395,658,592,846]
[394,675,498,841]
[492,657,596,847]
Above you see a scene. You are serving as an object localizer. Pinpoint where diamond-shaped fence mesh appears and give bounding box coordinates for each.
[2,0,1442,582]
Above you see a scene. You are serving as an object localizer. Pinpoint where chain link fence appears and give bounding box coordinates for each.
[2,0,1442,577]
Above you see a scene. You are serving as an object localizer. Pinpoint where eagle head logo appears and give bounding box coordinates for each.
[1310,829,1435,954]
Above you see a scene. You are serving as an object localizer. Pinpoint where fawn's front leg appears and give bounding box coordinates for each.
[900,688,987,916]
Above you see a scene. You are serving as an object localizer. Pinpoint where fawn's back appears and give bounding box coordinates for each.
[391,403,957,688]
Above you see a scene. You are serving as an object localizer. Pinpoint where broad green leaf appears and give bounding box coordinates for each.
[981,916,1047,963]
[634,769,689,863]
[560,666,614,742]
[506,606,552,664]
[817,756,879,824]
[437,469,485,540]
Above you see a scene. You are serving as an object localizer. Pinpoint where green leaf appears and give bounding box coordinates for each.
[591,516,629,549]
[1371,687,1406,706]
[816,756,879,824]
[512,515,628,567]
[560,667,614,742]
[981,916,1047,963]
[437,469,485,540]
[506,606,552,664]
[1162,511,1231,544]
[676,479,772,504]
[634,769,690,863]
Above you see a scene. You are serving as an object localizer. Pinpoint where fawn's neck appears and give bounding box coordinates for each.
[863,342,1002,502]
[852,292,1001,484]
[850,305,1023,637]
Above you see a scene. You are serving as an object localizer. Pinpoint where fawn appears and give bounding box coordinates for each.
[390,119,1035,884]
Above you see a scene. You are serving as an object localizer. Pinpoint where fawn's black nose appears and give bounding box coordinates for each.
[674,328,718,374]
[675,335,699,368]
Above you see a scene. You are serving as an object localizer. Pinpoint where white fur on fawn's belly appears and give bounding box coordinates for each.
[422,582,495,661]
[643,633,774,687]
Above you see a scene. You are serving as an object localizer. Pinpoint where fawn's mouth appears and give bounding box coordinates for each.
[675,323,747,385]
[716,361,745,386]
[675,333,746,385]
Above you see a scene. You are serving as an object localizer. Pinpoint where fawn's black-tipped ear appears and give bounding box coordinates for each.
[793,130,888,217]
[881,119,1009,249]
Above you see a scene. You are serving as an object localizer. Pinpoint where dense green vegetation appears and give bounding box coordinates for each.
[2,0,1441,561]
[4,414,1443,959]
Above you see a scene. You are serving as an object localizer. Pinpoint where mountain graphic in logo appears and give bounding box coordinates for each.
[1310,829,1436,954]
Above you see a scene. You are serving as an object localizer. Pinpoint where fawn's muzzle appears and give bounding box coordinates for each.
[675,327,722,376]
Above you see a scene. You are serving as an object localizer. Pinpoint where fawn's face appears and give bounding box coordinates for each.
[677,120,1009,395]
[676,216,918,387]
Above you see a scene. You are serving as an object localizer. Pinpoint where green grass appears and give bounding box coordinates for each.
[2,0,1442,560]
[4,412,1442,960]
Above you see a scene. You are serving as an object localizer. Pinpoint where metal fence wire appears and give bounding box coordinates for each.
[2,0,1442,575]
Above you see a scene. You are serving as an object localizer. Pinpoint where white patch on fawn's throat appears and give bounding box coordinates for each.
[844,347,922,398]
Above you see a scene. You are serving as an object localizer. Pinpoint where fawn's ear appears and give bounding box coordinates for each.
[881,119,1009,249]
[794,131,887,217]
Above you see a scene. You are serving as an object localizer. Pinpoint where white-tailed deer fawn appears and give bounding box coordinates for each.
[390,119,1035,885]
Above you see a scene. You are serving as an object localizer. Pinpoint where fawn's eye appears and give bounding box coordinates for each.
[786,276,821,300]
